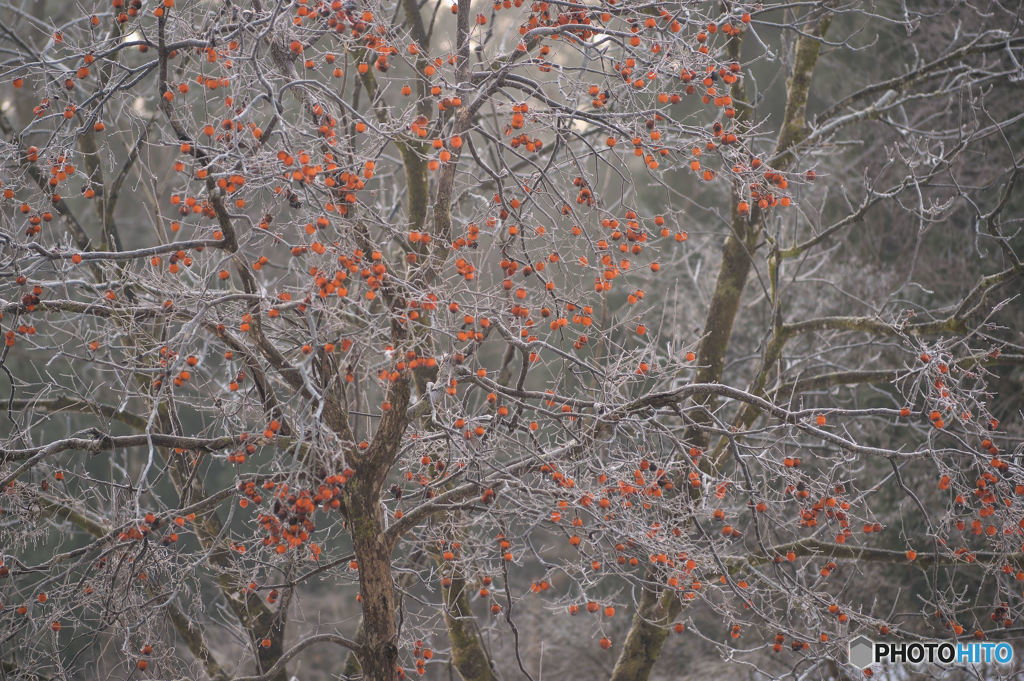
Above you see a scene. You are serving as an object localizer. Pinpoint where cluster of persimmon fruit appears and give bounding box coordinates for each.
[938,444,1023,548]
[409,639,435,676]
[514,0,595,46]
[111,0,144,23]
[238,472,352,558]
[136,644,154,671]
[1,277,41,346]
[116,511,195,546]
[906,350,1018,556]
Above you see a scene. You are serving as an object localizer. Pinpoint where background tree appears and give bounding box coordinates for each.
[1,1,1023,681]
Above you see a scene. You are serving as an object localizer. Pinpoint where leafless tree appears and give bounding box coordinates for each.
[1,1,1023,680]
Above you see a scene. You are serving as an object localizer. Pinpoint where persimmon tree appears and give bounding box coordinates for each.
[2,0,1023,680]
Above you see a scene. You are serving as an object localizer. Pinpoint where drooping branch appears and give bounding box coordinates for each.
[231,633,361,681]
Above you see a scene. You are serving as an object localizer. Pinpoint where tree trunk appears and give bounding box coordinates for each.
[441,560,498,681]
[349,484,400,681]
